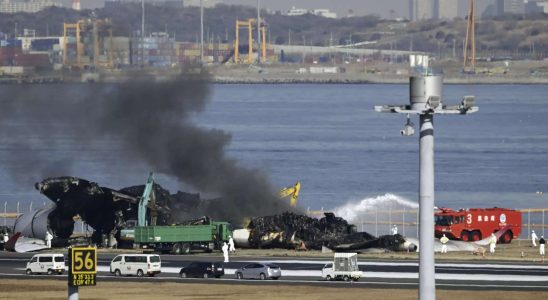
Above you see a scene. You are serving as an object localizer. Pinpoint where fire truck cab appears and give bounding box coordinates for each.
[434,207,521,243]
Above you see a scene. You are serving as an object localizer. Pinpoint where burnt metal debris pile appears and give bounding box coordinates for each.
[35,176,203,245]
[246,212,408,252]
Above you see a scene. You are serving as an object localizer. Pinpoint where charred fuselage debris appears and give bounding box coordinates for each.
[35,176,204,246]
[244,212,409,252]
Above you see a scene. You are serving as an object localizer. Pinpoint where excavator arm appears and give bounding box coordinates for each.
[138,172,155,227]
[278,182,301,207]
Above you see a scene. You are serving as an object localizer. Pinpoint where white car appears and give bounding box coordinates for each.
[26,253,65,275]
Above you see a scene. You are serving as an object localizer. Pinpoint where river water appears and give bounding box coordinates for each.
[1,83,547,225]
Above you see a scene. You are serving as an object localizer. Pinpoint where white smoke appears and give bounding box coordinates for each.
[334,193,419,224]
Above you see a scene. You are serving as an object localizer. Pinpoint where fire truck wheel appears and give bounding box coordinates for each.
[470,231,482,241]
[460,231,470,242]
[501,231,513,243]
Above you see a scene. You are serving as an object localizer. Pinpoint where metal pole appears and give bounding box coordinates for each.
[200,0,204,64]
[29,201,33,212]
[403,208,406,236]
[141,0,145,66]
[3,202,6,226]
[543,209,545,237]
[257,0,261,64]
[389,207,392,234]
[68,285,78,300]
[375,208,378,236]
[419,113,435,300]
[417,209,419,238]
[17,202,19,214]
[528,211,531,239]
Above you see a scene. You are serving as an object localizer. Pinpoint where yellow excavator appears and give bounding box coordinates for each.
[278,182,301,207]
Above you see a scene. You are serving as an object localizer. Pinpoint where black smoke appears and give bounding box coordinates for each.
[0,75,292,222]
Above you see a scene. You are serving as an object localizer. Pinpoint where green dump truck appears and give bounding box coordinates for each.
[134,221,232,254]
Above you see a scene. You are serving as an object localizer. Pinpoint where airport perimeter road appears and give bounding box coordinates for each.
[0,252,547,291]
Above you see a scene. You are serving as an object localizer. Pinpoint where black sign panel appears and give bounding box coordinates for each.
[68,247,97,287]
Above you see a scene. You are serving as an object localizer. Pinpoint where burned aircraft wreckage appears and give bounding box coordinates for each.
[15,176,204,247]
[13,176,415,252]
[233,212,416,252]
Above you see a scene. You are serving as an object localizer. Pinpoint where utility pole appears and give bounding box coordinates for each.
[141,0,145,67]
[200,0,204,64]
[375,55,478,300]
[288,29,291,46]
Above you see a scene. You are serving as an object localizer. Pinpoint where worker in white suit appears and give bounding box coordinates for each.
[45,231,53,248]
[440,234,449,253]
[531,230,538,247]
[228,236,235,252]
[489,233,497,254]
[222,242,229,263]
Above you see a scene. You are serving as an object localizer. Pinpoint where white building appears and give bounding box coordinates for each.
[0,0,62,13]
[438,0,459,19]
[183,0,220,8]
[285,6,337,18]
[71,0,80,11]
[409,0,434,21]
[311,9,337,19]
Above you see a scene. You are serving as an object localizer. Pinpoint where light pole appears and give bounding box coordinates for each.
[200,0,204,64]
[257,0,261,64]
[374,55,478,300]
[141,0,145,67]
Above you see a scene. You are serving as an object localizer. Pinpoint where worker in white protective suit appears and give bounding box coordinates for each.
[391,225,398,235]
[489,233,497,254]
[222,242,229,263]
[531,230,539,247]
[228,236,235,253]
[45,231,53,248]
[440,234,449,253]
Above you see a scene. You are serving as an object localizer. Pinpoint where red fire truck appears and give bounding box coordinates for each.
[434,207,521,243]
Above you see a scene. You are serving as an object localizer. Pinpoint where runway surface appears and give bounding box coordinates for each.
[0,252,547,290]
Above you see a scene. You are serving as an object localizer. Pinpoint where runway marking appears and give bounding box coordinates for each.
[3,272,548,289]
[12,266,548,282]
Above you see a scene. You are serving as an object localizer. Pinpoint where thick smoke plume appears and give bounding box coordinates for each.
[0,75,291,222]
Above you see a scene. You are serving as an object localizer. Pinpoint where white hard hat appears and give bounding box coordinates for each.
[532,230,535,233]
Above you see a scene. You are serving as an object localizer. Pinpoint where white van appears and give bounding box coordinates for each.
[25,253,65,275]
[110,254,161,277]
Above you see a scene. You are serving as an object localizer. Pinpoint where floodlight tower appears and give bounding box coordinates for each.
[374,55,478,300]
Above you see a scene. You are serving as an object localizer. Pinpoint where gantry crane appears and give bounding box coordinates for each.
[63,19,114,69]
[463,0,476,73]
[234,18,267,64]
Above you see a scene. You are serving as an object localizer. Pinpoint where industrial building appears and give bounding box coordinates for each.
[0,0,61,13]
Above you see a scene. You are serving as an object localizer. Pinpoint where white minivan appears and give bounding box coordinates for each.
[110,254,161,277]
[26,253,65,275]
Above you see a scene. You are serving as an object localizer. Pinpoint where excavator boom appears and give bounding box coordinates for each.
[278,182,301,207]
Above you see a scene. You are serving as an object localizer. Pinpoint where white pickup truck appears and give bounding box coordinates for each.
[321,252,363,281]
